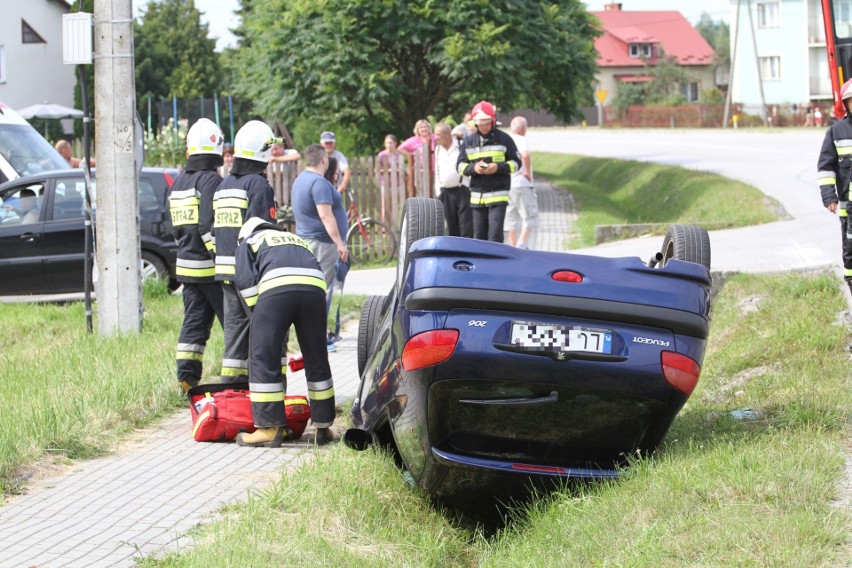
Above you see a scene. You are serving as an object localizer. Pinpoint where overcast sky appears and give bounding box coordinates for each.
[133,0,731,52]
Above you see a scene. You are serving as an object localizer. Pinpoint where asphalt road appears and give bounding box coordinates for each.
[526,127,836,274]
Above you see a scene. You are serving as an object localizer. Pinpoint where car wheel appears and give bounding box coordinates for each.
[141,251,169,282]
[659,224,711,270]
[395,197,444,285]
[357,295,385,376]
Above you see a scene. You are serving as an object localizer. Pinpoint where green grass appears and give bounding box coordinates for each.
[138,272,851,567]
[533,152,784,247]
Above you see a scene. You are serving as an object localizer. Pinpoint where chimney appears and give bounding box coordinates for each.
[605,3,623,10]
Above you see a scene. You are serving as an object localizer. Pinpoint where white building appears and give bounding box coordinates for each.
[0,0,76,124]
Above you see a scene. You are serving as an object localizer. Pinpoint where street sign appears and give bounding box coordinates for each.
[595,90,608,105]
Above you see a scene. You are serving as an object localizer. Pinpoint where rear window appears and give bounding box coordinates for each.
[0,124,69,176]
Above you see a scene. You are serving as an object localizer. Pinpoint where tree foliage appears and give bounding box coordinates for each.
[695,13,730,69]
[232,0,600,145]
[134,0,222,114]
[611,53,691,116]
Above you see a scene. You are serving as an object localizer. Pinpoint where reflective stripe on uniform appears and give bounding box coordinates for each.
[308,385,335,401]
[309,378,334,391]
[176,257,216,278]
[257,267,327,297]
[250,391,285,402]
[249,381,285,392]
[841,200,849,218]
[844,268,852,277]
[818,170,837,187]
[470,190,510,206]
[177,342,205,361]
[221,358,247,377]
[834,139,852,155]
[202,231,214,253]
[215,255,236,277]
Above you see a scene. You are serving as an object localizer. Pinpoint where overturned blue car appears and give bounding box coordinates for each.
[345,198,711,500]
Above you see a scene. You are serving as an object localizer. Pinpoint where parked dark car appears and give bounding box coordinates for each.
[345,198,712,501]
[0,168,179,295]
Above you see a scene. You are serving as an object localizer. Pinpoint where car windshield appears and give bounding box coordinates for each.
[0,124,70,176]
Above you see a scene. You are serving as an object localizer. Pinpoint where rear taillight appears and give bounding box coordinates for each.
[163,171,175,188]
[401,329,459,371]
[661,351,701,396]
[551,270,583,283]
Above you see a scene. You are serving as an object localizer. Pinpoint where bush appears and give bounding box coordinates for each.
[144,118,186,168]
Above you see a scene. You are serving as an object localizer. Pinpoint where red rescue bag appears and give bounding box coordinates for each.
[188,382,255,442]
[187,382,312,442]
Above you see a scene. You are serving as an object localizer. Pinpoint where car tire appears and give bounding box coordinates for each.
[357,295,385,376]
[659,224,711,270]
[141,251,169,282]
[396,197,445,285]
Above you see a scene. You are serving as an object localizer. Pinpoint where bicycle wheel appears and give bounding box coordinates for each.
[346,217,397,265]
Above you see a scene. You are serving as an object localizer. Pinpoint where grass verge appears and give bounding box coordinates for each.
[139,273,851,567]
[533,152,784,248]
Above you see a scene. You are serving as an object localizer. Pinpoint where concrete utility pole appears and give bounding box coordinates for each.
[94,0,141,335]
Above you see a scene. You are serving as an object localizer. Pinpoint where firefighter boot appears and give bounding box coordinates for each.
[236,427,286,448]
[179,377,200,393]
[315,427,335,446]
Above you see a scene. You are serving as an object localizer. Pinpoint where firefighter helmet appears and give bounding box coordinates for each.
[471,100,496,125]
[842,79,852,102]
[186,118,224,156]
[234,120,279,163]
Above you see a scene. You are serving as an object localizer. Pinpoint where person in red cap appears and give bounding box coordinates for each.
[456,100,521,242]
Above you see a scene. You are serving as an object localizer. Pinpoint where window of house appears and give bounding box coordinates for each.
[0,46,6,84]
[22,20,46,44]
[759,55,782,80]
[835,0,852,25]
[680,82,699,103]
[629,43,653,59]
[756,2,780,28]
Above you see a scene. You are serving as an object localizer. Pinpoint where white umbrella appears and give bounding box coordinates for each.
[16,102,84,137]
[16,102,84,119]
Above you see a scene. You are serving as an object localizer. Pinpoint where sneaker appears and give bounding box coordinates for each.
[327,332,338,345]
[327,343,337,353]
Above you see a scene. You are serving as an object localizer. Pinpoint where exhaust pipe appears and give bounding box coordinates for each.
[343,428,373,451]
[647,251,663,268]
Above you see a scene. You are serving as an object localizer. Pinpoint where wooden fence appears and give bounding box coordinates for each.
[268,143,435,233]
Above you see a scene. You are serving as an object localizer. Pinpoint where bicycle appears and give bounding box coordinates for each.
[344,188,397,265]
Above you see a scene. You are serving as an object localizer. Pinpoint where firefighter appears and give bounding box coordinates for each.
[213,121,279,384]
[457,100,521,242]
[817,79,852,294]
[234,217,336,447]
[169,118,225,393]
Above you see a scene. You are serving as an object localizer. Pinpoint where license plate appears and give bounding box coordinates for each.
[510,322,612,354]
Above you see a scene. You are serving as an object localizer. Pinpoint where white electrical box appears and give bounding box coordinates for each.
[63,13,94,65]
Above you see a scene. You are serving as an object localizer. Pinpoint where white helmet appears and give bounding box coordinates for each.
[186,118,224,156]
[234,120,279,163]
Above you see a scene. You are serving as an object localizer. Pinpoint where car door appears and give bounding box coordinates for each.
[41,175,89,293]
[0,180,48,293]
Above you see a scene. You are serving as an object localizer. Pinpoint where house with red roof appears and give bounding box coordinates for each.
[591,3,716,106]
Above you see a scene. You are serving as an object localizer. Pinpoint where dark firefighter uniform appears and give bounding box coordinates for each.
[213,159,278,383]
[817,116,852,289]
[168,155,224,392]
[457,127,521,242]
[234,217,335,429]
